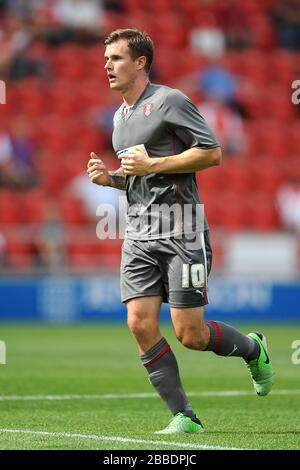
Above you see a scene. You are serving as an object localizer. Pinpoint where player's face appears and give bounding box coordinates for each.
[104,40,139,92]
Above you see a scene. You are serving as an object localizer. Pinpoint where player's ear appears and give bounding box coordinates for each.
[136,56,147,71]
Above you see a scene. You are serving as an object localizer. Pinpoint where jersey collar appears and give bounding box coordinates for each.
[122,82,152,121]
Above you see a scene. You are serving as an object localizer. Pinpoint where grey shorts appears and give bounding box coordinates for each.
[120,231,212,308]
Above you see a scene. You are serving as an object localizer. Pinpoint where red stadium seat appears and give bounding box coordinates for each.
[0,191,20,224]
[239,53,270,85]
[264,86,296,121]
[21,190,46,224]
[122,0,142,11]
[250,157,283,195]
[217,162,251,194]
[247,120,289,159]
[197,167,220,193]
[102,12,125,36]
[6,240,33,269]
[270,50,297,86]
[59,194,87,225]
[51,45,88,80]
[237,87,265,120]
[246,191,279,230]
[288,123,300,154]
[282,156,300,181]
[205,192,246,230]
[14,78,49,116]
[66,231,122,268]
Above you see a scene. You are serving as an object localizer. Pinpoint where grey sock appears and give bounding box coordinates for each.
[205,321,259,361]
[140,337,195,418]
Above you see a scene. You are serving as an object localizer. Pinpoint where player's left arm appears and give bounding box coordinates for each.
[150,146,221,173]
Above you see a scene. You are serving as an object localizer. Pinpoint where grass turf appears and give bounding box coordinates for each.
[0,323,299,450]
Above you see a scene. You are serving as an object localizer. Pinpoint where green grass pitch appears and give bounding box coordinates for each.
[0,323,299,450]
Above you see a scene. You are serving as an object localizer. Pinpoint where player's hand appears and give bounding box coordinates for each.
[87,152,110,186]
[119,149,153,176]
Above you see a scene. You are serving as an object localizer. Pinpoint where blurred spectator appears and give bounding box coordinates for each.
[53,0,103,29]
[0,0,7,13]
[87,92,120,137]
[0,117,39,188]
[216,0,253,49]
[199,61,238,105]
[277,176,300,234]
[67,171,121,223]
[5,0,45,17]
[0,231,8,268]
[89,105,116,135]
[49,0,104,44]
[190,13,225,59]
[198,97,245,155]
[0,13,47,80]
[103,0,125,13]
[31,199,67,271]
[270,0,300,50]
[0,129,12,162]
[0,129,13,185]
[176,52,241,114]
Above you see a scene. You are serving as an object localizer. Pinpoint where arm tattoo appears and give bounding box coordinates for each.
[108,171,126,190]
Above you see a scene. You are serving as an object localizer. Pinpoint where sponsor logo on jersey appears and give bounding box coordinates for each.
[144,103,153,116]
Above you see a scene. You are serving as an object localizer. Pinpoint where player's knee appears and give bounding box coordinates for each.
[127,315,155,341]
[127,315,142,337]
[177,329,208,351]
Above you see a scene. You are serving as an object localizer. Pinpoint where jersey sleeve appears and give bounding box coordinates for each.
[163,89,220,149]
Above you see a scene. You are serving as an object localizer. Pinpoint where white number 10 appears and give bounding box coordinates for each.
[182,264,205,288]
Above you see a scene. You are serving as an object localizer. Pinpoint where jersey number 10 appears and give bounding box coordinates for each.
[182,264,205,289]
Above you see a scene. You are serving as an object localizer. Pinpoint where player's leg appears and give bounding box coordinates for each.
[171,307,274,396]
[171,305,258,358]
[169,231,257,355]
[126,296,202,433]
[121,239,202,433]
[126,295,162,354]
[167,232,274,396]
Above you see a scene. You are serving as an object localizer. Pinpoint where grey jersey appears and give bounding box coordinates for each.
[112,83,219,240]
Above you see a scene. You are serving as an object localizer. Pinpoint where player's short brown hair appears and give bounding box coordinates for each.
[104,28,154,74]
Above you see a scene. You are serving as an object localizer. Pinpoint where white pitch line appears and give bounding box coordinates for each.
[0,428,251,451]
[0,389,298,401]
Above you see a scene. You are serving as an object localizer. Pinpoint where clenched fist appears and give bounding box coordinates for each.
[87,152,110,186]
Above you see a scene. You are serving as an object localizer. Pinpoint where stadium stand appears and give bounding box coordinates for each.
[0,0,299,272]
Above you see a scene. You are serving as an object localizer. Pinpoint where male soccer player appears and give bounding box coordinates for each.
[87,29,274,434]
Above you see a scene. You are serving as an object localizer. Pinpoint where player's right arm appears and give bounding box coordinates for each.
[87,152,126,190]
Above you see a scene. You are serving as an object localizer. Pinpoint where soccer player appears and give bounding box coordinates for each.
[87,29,274,434]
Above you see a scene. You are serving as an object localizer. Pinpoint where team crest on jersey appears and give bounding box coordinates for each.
[143,103,153,116]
